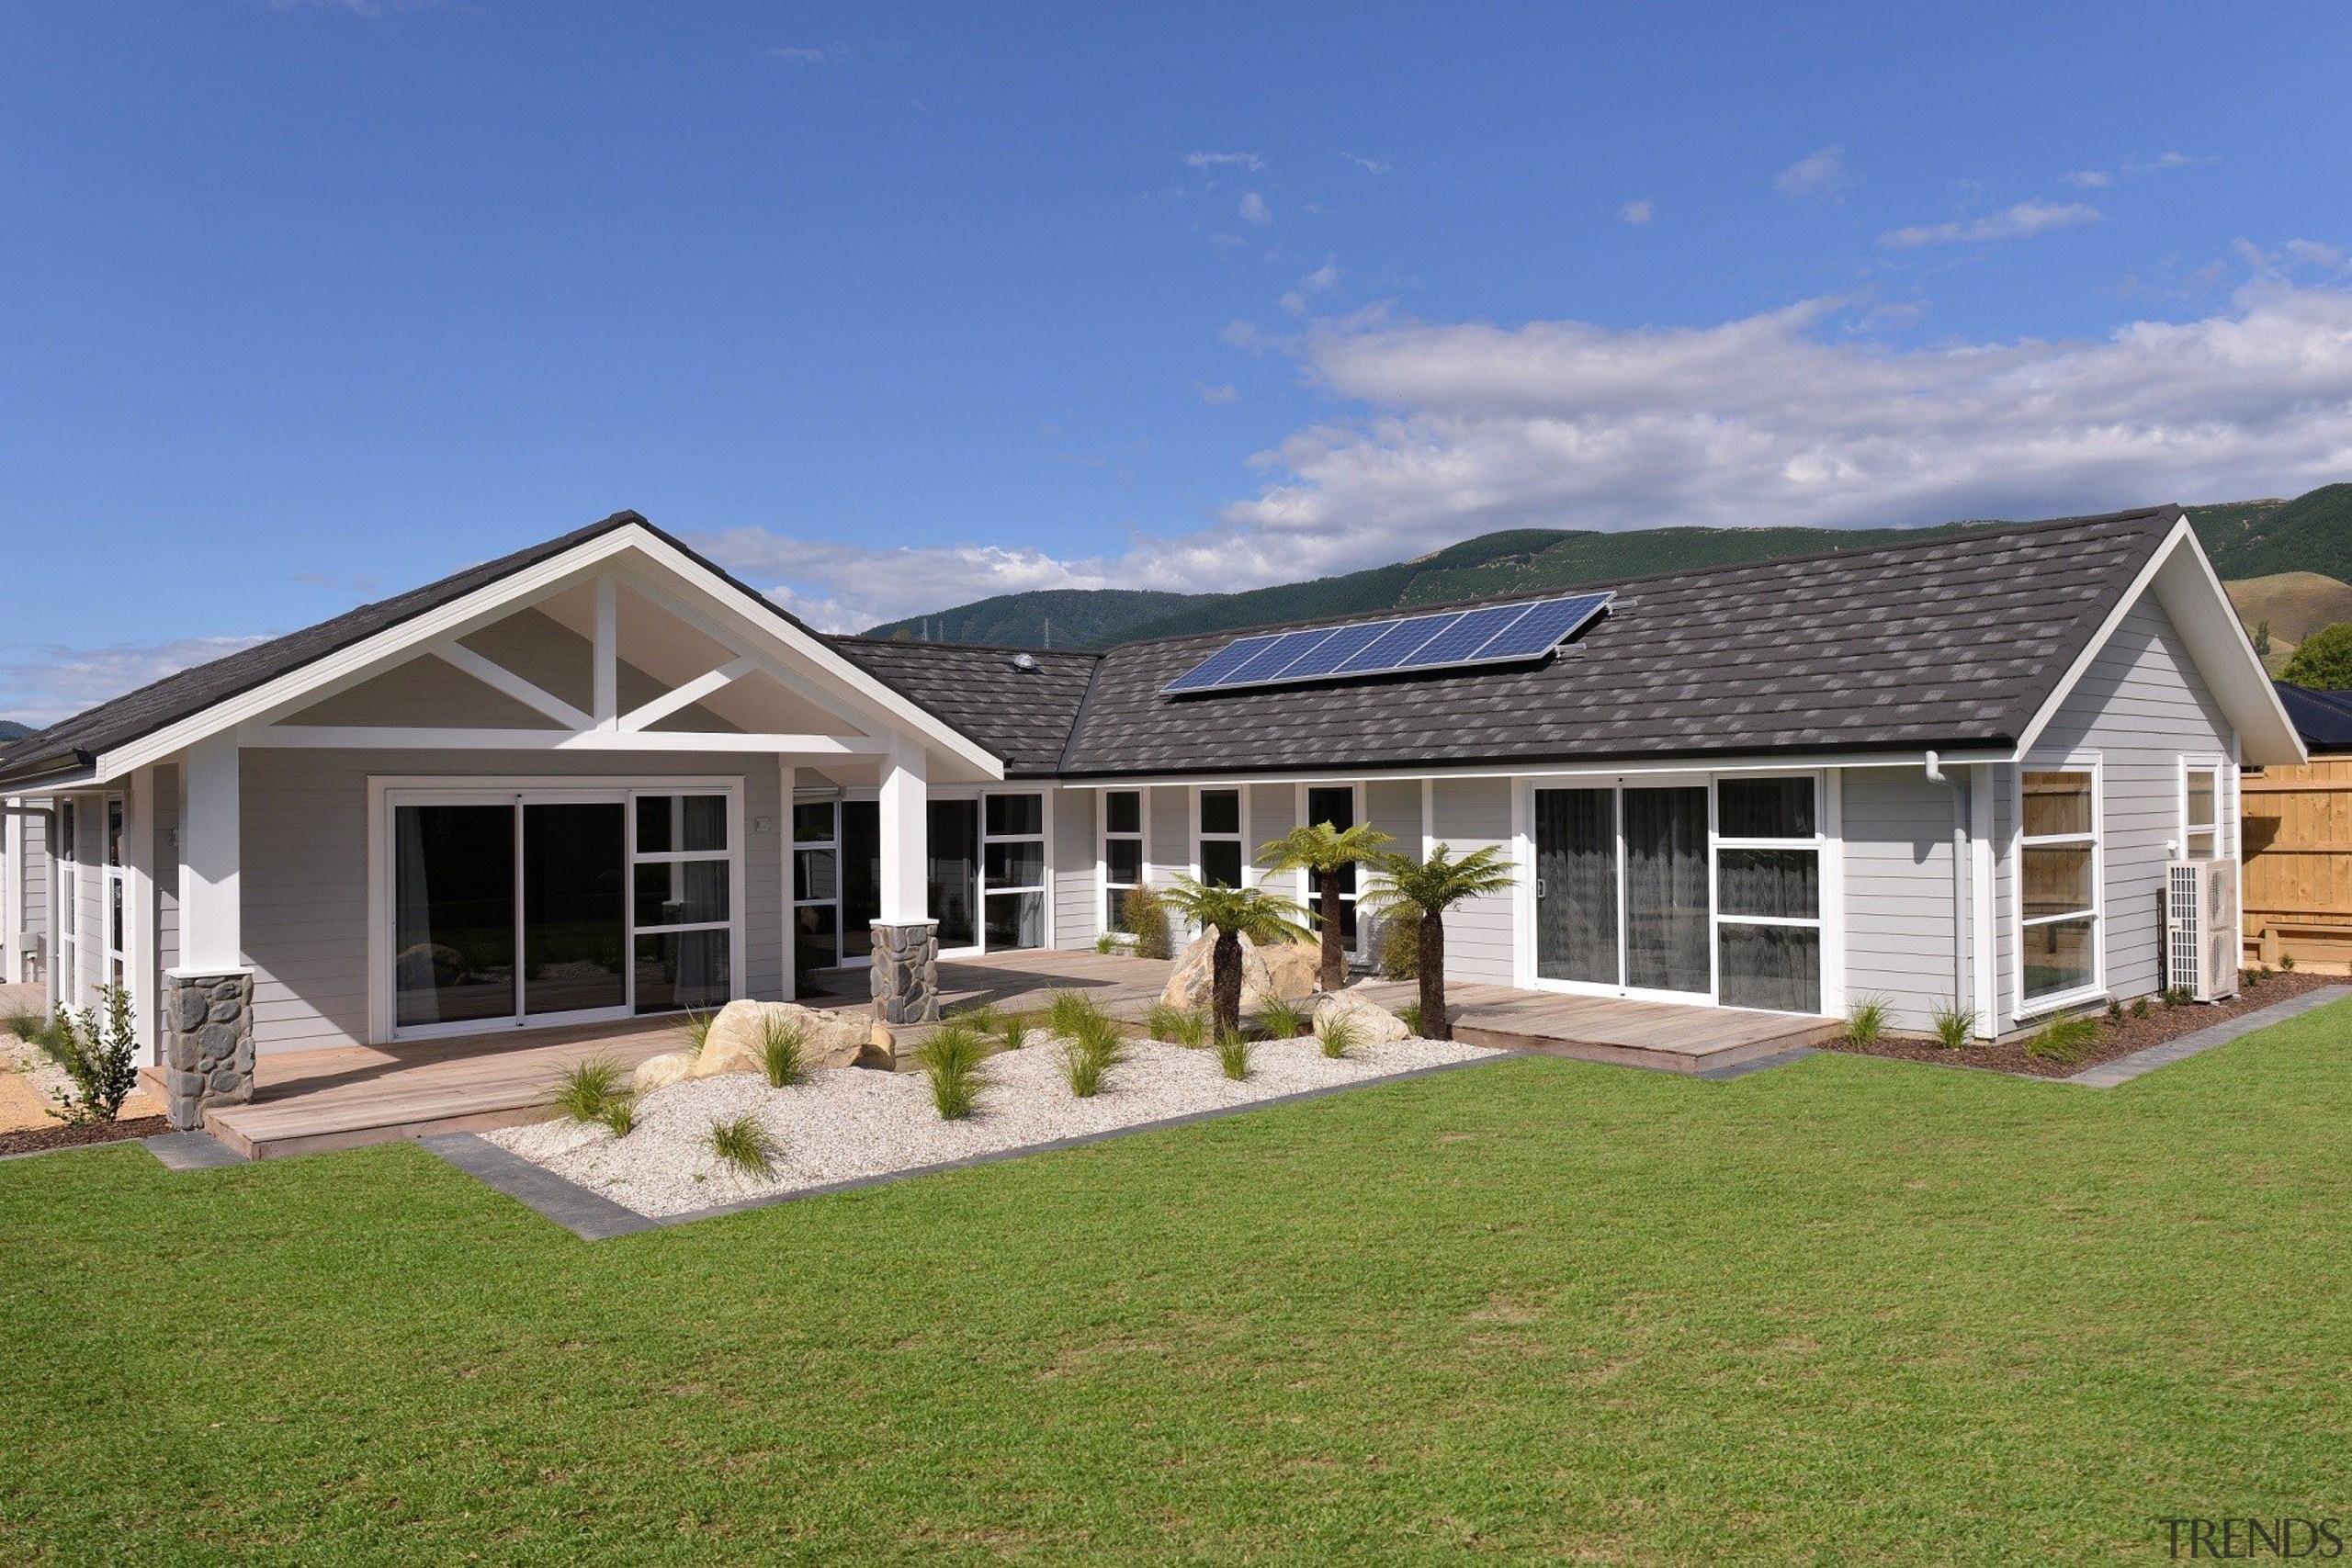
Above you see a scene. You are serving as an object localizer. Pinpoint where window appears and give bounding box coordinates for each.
[632,793,732,1014]
[55,800,77,1004]
[1713,777,1821,1013]
[1305,784,1360,950]
[1198,788,1243,888]
[1102,789,1143,931]
[792,800,842,976]
[104,796,127,993]
[2182,762,2222,861]
[2020,768,2098,1005]
[981,793,1046,951]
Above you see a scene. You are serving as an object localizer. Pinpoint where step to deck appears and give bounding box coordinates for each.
[1453,1020,1838,1074]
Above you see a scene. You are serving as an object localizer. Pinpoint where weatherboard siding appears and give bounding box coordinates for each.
[153,764,179,979]
[240,749,784,1054]
[2025,589,2236,1013]
[1430,777,1513,985]
[1839,767,1962,1034]
[1050,786,1097,950]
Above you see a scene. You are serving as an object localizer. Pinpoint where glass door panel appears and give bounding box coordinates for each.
[927,800,980,948]
[1534,788,1619,984]
[523,802,627,1018]
[1623,786,1712,995]
[393,804,516,1029]
[842,800,882,959]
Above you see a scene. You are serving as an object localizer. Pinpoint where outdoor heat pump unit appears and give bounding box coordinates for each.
[2165,859,2241,1003]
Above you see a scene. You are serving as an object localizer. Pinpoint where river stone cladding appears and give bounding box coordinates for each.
[164,971,254,1131]
[870,920,941,1026]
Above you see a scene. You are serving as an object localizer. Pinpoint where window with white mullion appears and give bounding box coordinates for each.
[1197,787,1244,888]
[103,795,127,995]
[1102,789,1144,932]
[55,798,79,1006]
[2019,766,2099,1006]
[630,791,734,1015]
[2181,761,2222,861]
[791,798,843,976]
[1713,775,1823,1014]
[981,792,1046,951]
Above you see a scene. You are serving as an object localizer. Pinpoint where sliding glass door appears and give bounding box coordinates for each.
[1532,775,1825,1014]
[394,804,518,1030]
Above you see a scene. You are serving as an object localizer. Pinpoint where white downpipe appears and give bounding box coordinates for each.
[1924,751,1970,1021]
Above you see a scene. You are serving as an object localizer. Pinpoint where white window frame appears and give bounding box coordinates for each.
[789,794,845,975]
[1711,773,1827,1016]
[54,797,79,1013]
[102,794,128,998]
[367,774,745,1043]
[977,788,1051,956]
[1099,787,1146,935]
[1193,784,1250,889]
[2178,755,2225,862]
[2013,755,2104,1020]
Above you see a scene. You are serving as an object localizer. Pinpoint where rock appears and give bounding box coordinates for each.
[691,998,873,1078]
[1160,931,1326,1011]
[1314,989,1411,1045]
[632,1052,695,1094]
[860,1020,898,1070]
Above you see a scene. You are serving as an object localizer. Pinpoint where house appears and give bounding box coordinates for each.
[2240,682,2352,973]
[0,503,2303,1129]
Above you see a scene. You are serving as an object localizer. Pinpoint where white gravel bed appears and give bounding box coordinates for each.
[487,1032,1498,1218]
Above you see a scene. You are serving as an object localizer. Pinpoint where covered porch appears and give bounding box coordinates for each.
[172,950,1831,1159]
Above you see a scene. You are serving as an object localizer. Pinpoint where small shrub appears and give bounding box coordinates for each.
[1059,1013,1126,1098]
[759,1016,806,1088]
[2279,953,2297,972]
[1841,995,1894,1047]
[547,1055,629,1122]
[2104,999,2124,1026]
[955,1004,1001,1035]
[2025,1012,2101,1066]
[676,1009,716,1055]
[1216,1031,1252,1081]
[1376,918,1419,981]
[601,1097,638,1138]
[50,988,140,1125]
[1123,883,1173,960]
[1317,1012,1361,1060]
[2258,964,2275,985]
[1928,1001,1978,1050]
[916,1021,990,1121]
[1094,934,1117,955]
[708,1114,779,1178]
[1147,1000,1206,1045]
[1256,996,1308,1041]
[1396,1001,1423,1036]
[2129,996,2151,1020]
[2161,986,2194,1010]
[999,1014,1035,1052]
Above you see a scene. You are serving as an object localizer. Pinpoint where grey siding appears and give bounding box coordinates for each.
[1363,780,1422,961]
[1147,785,1190,886]
[153,764,180,977]
[2021,590,2235,1016]
[1430,777,1513,984]
[1839,767,1962,1033]
[1050,786,1098,950]
[241,748,785,1054]
[75,791,103,1013]
[1989,762,2018,1033]
[17,805,47,981]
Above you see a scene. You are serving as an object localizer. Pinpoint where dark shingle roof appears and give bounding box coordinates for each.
[2275,682,2352,754]
[1048,505,2183,777]
[826,639,1099,775]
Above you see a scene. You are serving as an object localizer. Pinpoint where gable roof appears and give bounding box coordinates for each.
[0,511,1000,788]
[2276,682,2352,754]
[826,639,1098,776]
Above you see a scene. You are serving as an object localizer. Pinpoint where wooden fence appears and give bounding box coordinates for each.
[2241,756,2352,974]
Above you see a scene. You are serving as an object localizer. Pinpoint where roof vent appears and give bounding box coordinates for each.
[1010,652,1040,672]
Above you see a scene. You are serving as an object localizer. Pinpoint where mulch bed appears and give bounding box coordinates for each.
[1810,971,2340,1079]
[0,1115,170,1158]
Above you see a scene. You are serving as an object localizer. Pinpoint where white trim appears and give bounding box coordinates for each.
[2011,754,2105,1021]
[1820,769,1847,1017]
[1192,784,1248,890]
[618,657,756,733]
[123,769,157,1062]
[2177,752,2226,861]
[243,725,889,754]
[1098,785,1145,936]
[433,641,595,732]
[1063,750,2012,795]
[1970,763,1997,1038]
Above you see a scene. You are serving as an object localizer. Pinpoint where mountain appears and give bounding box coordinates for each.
[861,482,2352,651]
[0,721,31,743]
[2224,572,2352,674]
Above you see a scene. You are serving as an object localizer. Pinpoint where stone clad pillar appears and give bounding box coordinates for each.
[163,968,254,1131]
[869,920,940,1026]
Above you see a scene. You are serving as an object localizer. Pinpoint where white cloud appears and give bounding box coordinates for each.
[1194,382,1239,404]
[2063,169,2113,188]
[1621,198,1654,226]
[1879,199,2101,248]
[685,280,2352,630]
[2124,150,2215,175]
[1238,191,1272,226]
[0,636,272,729]
[1775,145,1847,201]
[1183,151,1263,174]
[768,43,848,64]
[1342,152,1391,175]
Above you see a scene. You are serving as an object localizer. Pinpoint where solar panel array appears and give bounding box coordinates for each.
[1161,591,1612,696]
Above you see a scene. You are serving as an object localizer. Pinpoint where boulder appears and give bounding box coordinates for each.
[690,999,873,1078]
[632,1051,696,1094]
[1159,931,1325,1010]
[1314,988,1412,1045]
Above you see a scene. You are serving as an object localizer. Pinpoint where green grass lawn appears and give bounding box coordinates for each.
[5,1003,2349,1564]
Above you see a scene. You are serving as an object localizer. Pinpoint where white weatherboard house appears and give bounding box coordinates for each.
[0,505,2305,1129]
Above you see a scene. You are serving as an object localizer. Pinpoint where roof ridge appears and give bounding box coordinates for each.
[827,634,1105,662]
[1091,503,2185,652]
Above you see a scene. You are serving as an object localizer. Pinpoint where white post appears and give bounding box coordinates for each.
[179,734,242,972]
[778,759,796,999]
[125,767,157,1062]
[877,739,927,924]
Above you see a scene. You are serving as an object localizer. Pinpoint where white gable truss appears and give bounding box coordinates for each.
[91,523,1003,783]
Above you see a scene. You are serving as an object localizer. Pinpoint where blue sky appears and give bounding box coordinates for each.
[5,1,2350,724]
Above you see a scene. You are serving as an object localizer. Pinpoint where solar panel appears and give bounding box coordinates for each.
[1159,590,1612,695]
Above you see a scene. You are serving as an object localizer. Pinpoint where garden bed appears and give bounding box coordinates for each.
[1810,971,2339,1078]
[0,1115,170,1158]
[489,1032,1496,1218]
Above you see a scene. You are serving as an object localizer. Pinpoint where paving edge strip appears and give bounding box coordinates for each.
[422,1052,1516,1240]
[142,1130,248,1170]
[2065,985,2350,1088]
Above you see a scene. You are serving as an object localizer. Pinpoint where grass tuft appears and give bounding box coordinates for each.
[1148,1001,1208,1047]
[600,1097,638,1138]
[1058,1011,1127,1099]
[1255,996,1308,1041]
[2025,1012,2101,1066]
[546,1055,629,1123]
[1396,1001,1423,1036]
[999,1013,1035,1053]
[1317,1012,1361,1060]
[1841,996,1894,1047]
[1928,1001,1977,1051]
[707,1113,779,1178]
[1046,990,1105,1041]
[916,1021,990,1121]
[760,1016,806,1088]
[676,1010,716,1055]
[1216,1031,1252,1081]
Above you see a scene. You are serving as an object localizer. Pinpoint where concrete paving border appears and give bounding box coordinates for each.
[2066,984,2349,1088]
[422,1052,1516,1240]
[142,1130,248,1170]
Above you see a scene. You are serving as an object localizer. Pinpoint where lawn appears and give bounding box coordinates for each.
[4,1004,2348,1564]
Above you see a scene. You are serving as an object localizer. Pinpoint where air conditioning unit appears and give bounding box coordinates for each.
[2166,859,2241,1002]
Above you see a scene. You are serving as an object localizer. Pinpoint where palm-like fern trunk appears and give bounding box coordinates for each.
[1417,910,1449,1040]
[1211,931,1245,1039]
[1317,869,1346,991]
